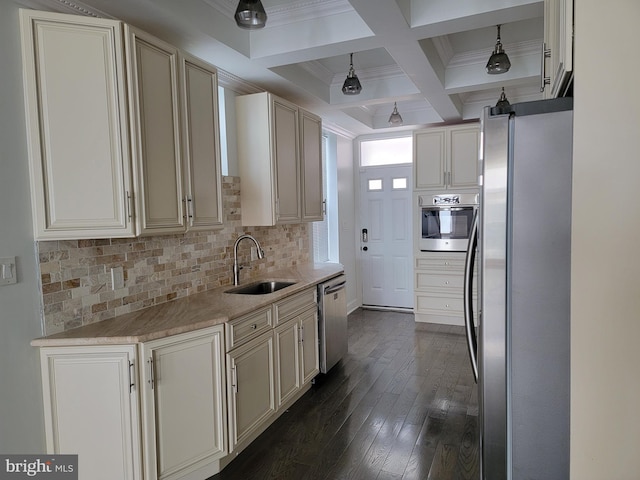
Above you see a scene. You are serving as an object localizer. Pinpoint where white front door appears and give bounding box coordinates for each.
[359,165,413,309]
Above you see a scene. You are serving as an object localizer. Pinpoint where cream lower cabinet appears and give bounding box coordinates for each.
[226,330,276,452]
[226,288,319,453]
[140,326,227,480]
[275,305,319,407]
[39,345,143,480]
[414,252,476,326]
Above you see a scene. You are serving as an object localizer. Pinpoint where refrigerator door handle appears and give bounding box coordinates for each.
[464,210,479,382]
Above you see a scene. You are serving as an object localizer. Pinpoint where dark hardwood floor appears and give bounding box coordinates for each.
[210,308,479,480]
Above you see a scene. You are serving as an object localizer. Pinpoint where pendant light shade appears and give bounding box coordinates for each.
[235,0,267,29]
[495,87,510,108]
[342,53,362,95]
[486,25,511,74]
[388,102,403,125]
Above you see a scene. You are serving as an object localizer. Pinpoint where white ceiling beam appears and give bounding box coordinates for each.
[346,0,463,121]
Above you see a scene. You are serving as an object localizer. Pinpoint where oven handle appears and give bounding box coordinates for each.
[464,210,479,383]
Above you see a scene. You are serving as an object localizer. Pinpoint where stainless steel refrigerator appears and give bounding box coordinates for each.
[464,98,573,480]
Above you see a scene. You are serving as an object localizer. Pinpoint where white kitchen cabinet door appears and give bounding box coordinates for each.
[543,0,573,98]
[274,319,301,408]
[140,326,227,480]
[414,124,479,191]
[300,109,324,222]
[39,345,142,480]
[272,97,301,223]
[414,130,446,190]
[20,10,135,239]
[449,126,480,189]
[299,306,320,385]
[126,26,185,236]
[227,331,276,451]
[179,53,224,231]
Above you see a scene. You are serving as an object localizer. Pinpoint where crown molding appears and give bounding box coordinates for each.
[321,120,357,140]
[217,69,263,95]
[29,0,112,18]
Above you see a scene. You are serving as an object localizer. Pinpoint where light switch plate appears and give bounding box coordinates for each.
[0,257,17,285]
[111,266,124,290]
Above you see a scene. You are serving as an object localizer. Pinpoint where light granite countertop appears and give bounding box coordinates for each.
[32,263,344,347]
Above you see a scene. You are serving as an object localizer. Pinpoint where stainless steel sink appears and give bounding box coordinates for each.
[225,281,296,295]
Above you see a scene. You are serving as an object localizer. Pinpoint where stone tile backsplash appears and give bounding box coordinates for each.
[37,176,309,335]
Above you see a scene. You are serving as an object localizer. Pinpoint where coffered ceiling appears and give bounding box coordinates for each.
[38,0,545,137]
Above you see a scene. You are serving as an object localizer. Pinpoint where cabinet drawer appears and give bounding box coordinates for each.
[415,293,463,316]
[226,307,272,351]
[415,255,465,271]
[274,288,317,325]
[416,272,463,291]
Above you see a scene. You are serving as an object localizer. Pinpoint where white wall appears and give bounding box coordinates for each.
[571,1,640,478]
[0,0,46,453]
[336,135,360,312]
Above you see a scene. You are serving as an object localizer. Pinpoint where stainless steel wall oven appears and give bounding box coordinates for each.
[419,193,478,252]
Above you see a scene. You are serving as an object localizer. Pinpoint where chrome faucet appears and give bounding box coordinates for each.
[233,234,265,285]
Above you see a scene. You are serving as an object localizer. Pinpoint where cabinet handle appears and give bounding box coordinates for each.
[147,357,154,390]
[126,191,134,220]
[187,196,194,220]
[231,365,238,394]
[128,360,135,393]
[540,42,551,92]
[251,324,257,330]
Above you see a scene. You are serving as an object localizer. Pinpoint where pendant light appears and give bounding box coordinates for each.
[235,0,267,29]
[494,87,511,114]
[388,102,403,126]
[486,25,511,74]
[342,53,362,95]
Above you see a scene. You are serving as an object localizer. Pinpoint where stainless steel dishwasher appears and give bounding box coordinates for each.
[318,274,347,373]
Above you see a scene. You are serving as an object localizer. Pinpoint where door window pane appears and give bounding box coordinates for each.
[368,179,383,191]
[392,177,407,190]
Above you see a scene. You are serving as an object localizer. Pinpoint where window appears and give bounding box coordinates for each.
[313,134,338,263]
[368,179,383,191]
[360,136,412,167]
[218,85,228,175]
[392,177,408,189]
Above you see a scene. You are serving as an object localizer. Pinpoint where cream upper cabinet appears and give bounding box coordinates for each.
[126,27,185,236]
[140,326,227,480]
[414,124,479,191]
[300,109,324,222]
[236,92,323,226]
[20,10,224,240]
[179,53,224,230]
[20,10,135,239]
[543,0,574,98]
[39,345,142,480]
